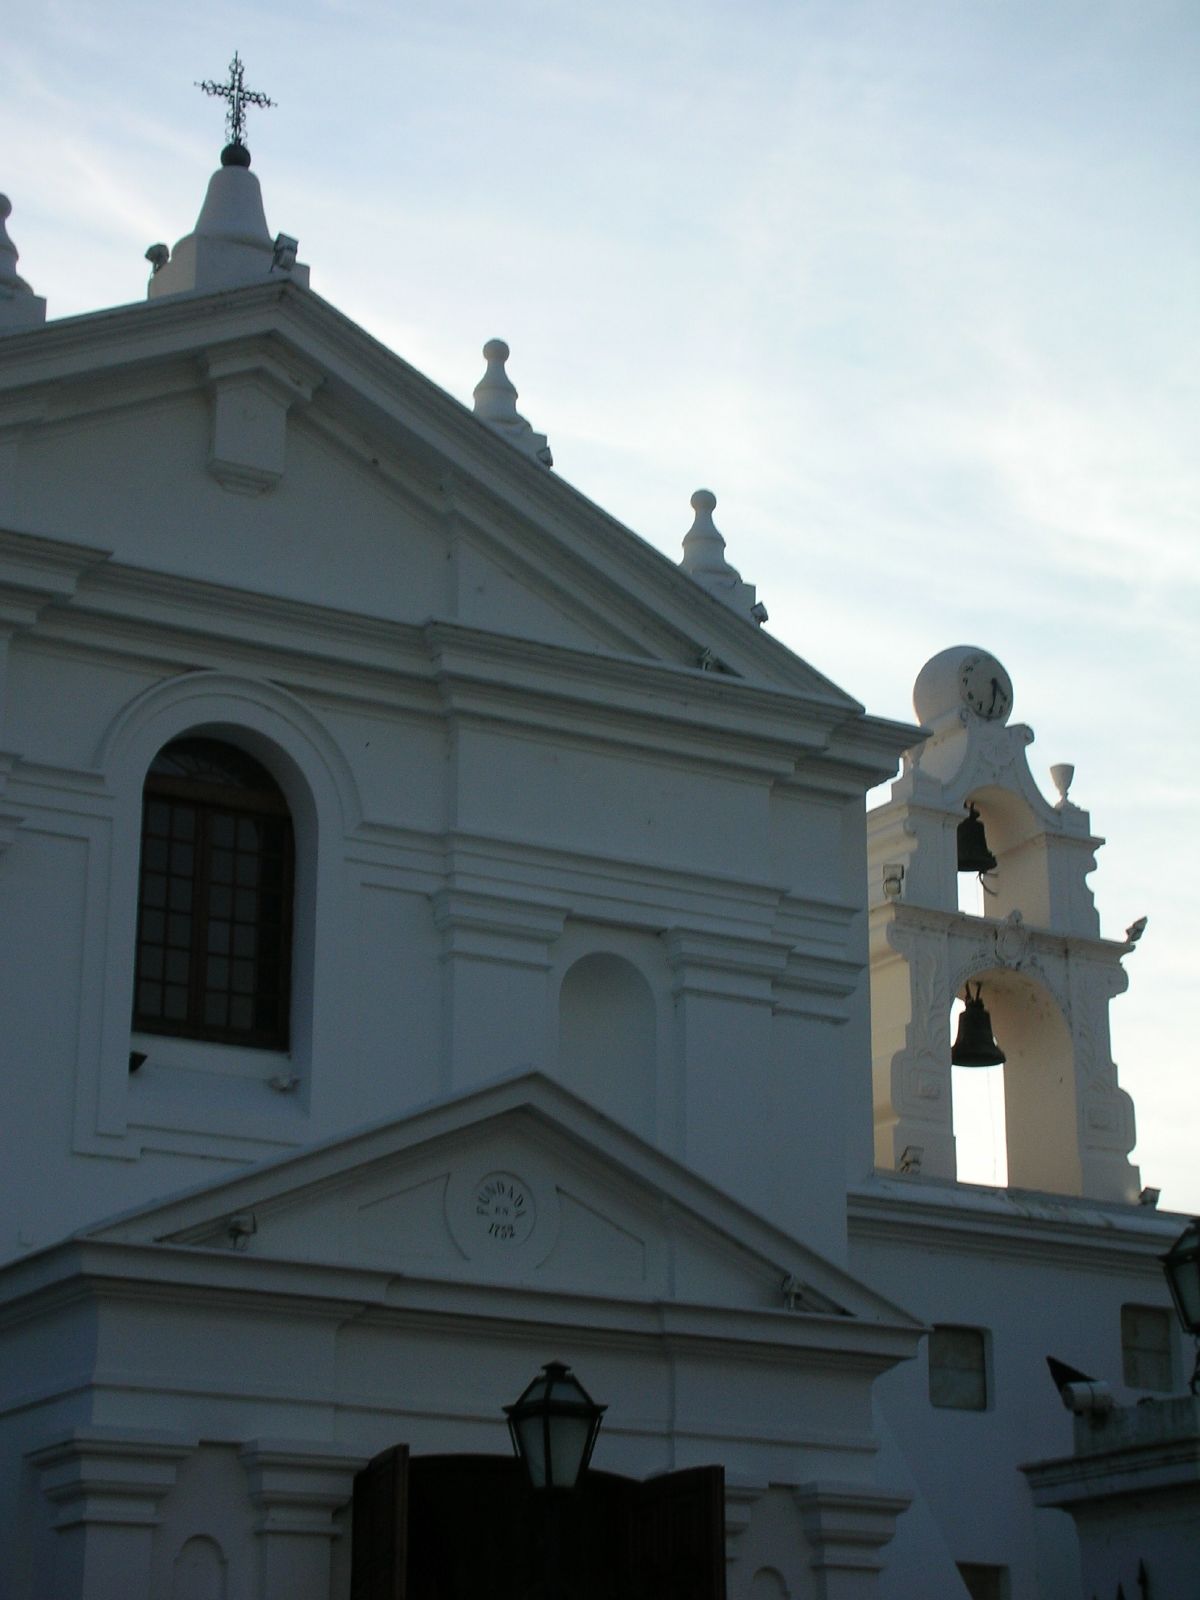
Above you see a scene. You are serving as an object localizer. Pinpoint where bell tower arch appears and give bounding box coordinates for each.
[867,645,1140,1201]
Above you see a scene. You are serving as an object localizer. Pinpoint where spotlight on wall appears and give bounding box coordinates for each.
[144,243,169,274]
[1060,1380,1114,1417]
[1139,1187,1161,1208]
[882,863,905,901]
[899,1145,923,1175]
[129,1051,148,1073]
[227,1212,257,1250]
[272,233,299,271]
[781,1274,805,1311]
[1045,1356,1113,1416]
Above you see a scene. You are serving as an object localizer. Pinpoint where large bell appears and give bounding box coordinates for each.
[951,984,1006,1067]
[957,802,998,875]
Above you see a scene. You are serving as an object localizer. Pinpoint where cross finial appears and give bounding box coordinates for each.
[196,53,275,162]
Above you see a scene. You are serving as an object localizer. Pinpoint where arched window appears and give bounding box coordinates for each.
[133,738,294,1049]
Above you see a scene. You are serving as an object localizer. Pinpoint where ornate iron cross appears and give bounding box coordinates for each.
[196,53,275,147]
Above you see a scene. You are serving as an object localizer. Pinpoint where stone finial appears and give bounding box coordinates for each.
[0,195,47,333]
[1049,764,1074,807]
[472,339,552,467]
[146,156,309,300]
[679,490,767,624]
[681,490,741,582]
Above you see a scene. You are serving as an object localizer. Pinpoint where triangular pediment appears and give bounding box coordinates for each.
[0,284,864,709]
[88,1074,918,1328]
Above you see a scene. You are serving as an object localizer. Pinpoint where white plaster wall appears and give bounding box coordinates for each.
[12,398,630,658]
[15,404,449,627]
[0,1259,907,1600]
[0,308,912,1598]
[849,1199,1183,1600]
[0,618,870,1262]
[150,1447,257,1600]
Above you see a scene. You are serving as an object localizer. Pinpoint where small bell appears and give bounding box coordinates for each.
[951,984,1006,1067]
[957,802,998,876]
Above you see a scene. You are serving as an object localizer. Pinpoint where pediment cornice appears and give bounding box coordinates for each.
[0,529,912,783]
[0,285,899,717]
[66,1073,922,1337]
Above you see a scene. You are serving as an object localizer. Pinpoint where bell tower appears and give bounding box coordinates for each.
[866,645,1140,1201]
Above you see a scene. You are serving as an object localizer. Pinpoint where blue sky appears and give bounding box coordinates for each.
[5,0,1199,1208]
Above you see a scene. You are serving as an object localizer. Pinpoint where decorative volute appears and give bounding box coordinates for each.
[0,196,47,332]
[147,144,309,299]
[472,339,553,467]
[866,644,1140,1202]
[679,491,767,624]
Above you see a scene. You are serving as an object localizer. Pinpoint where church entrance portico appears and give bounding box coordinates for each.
[351,1448,726,1599]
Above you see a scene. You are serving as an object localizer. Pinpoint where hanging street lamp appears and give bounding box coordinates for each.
[1160,1218,1200,1395]
[505,1360,607,1492]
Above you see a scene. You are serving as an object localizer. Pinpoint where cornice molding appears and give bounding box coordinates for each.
[0,1238,924,1377]
[847,1178,1182,1272]
[0,284,901,712]
[870,900,1130,966]
[8,550,901,785]
[0,525,112,630]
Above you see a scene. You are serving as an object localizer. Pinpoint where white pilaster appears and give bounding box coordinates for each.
[239,1440,368,1600]
[29,1428,192,1600]
[432,888,568,1090]
[793,1483,911,1600]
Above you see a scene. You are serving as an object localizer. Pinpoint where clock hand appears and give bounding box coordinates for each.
[988,677,1000,715]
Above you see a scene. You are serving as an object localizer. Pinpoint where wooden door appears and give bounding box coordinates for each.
[350,1444,408,1600]
[350,1451,725,1600]
[632,1466,726,1600]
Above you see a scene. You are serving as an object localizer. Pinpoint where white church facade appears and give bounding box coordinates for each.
[0,110,1187,1600]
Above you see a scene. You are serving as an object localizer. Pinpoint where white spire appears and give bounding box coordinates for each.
[147,145,309,300]
[0,196,47,333]
[472,339,552,468]
[679,490,767,624]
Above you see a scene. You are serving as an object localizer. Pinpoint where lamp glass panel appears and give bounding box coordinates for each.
[546,1413,592,1488]
[1164,1227,1200,1332]
[1171,1256,1200,1329]
[515,1413,548,1488]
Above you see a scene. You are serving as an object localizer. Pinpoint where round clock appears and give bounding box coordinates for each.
[958,653,1013,722]
[913,645,1014,727]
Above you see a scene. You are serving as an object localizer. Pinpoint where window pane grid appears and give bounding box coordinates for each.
[133,746,292,1049]
[136,793,197,1025]
[929,1325,988,1411]
[1121,1304,1174,1392]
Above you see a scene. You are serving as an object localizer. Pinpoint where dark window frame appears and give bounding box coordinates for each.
[132,739,295,1051]
[957,1562,1009,1600]
[928,1324,990,1411]
[1121,1302,1175,1393]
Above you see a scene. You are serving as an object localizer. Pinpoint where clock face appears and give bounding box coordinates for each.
[958,654,1012,722]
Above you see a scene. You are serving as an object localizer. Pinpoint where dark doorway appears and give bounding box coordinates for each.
[351,1448,725,1600]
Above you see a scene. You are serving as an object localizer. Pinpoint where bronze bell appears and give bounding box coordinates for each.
[957,802,998,876]
[951,984,1006,1067]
